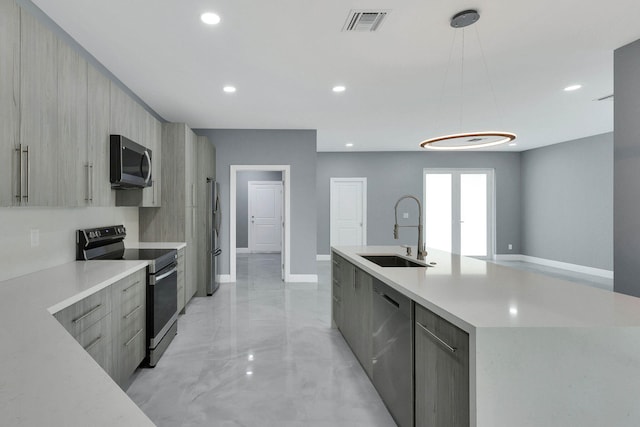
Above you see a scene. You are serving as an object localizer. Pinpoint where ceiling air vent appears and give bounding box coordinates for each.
[342,10,390,32]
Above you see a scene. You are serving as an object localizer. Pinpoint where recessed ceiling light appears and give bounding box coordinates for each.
[201,12,221,25]
[345,143,354,147]
[332,86,346,93]
[223,86,236,93]
[564,84,582,92]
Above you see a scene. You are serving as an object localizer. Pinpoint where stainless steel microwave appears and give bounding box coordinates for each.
[110,135,152,189]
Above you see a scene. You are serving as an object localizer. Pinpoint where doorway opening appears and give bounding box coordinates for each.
[423,168,495,259]
[230,165,290,283]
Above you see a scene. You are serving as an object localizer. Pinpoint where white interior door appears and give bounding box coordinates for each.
[330,178,367,247]
[424,169,494,258]
[248,181,283,253]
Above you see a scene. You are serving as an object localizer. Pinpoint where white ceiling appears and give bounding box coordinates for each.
[30,0,640,152]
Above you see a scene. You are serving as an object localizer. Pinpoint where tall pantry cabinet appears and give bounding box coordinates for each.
[139,123,215,311]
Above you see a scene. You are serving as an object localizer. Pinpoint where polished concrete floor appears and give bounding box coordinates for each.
[127,254,396,427]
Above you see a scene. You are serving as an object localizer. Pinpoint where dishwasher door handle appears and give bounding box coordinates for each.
[375,290,400,309]
[416,321,457,353]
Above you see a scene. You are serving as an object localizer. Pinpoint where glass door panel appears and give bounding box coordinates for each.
[425,173,452,252]
[460,174,487,256]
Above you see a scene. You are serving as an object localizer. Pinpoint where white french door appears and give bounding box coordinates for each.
[424,169,494,258]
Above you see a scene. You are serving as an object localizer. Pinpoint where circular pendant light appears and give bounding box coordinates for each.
[420,10,516,150]
[420,131,516,150]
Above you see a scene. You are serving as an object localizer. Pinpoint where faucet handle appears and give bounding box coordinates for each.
[400,245,412,256]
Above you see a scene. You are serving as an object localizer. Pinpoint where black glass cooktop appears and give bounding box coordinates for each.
[123,248,177,273]
[123,248,174,260]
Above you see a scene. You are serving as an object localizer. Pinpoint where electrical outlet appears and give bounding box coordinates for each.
[508,243,513,250]
[30,229,40,247]
[403,212,409,219]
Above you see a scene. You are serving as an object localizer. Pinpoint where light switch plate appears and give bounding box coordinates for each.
[403,212,409,219]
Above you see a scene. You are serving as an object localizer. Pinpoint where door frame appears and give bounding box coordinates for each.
[230,165,291,282]
[423,168,496,259]
[248,180,283,253]
[330,177,367,247]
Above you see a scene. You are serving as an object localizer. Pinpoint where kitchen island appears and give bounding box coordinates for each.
[332,246,640,427]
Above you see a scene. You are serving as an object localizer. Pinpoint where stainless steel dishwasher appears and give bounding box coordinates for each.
[372,279,412,427]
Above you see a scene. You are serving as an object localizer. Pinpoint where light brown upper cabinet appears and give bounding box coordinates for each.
[87,65,115,206]
[1,0,160,207]
[57,40,88,207]
[0,0,20,206]
[19,9,59,206]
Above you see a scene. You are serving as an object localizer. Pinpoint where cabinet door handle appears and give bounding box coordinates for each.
[375,290,399,309]
[85,163,91,201]
[125,328,143,347]
[89,162,94,202]
[122,280,141,293]
[416,321,457,353]
[72,303,102,324]
[84,335,102,352]
[15,145,22,202]
[22,145,29,202]
[124,304,142,320]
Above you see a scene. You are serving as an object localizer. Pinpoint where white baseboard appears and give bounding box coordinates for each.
[494,254,613,279]
[217,274,234,283]
[316,254,330,261]
[493,254,524,262]
[286,274,318,283]
[236,248,250,254]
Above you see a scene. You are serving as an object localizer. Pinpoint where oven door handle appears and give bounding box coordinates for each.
[153,266,177,283]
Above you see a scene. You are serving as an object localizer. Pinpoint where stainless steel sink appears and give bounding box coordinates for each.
[360,255,431,268]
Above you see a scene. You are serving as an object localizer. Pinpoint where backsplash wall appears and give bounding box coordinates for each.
[0,207,139,282]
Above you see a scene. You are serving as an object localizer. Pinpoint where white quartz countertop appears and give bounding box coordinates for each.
[0,261,155,426]
[128,241,186,250]
[333,246,640,331]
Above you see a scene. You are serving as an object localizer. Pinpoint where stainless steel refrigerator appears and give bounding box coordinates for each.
[207,178,221,295]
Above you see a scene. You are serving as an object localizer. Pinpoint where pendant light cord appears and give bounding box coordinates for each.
[435,30,458,134]
[459,28,465,131]
[475,25,503,128]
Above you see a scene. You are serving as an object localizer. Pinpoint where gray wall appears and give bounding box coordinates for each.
[0,207,139,282]
[521,133,613,270]
[193,129,317,275]
[316,151,521,255]
[614,39,640,296]
[236,171,283,248]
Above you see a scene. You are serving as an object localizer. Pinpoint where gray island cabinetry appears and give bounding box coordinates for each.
[414,302,469,427]
[333,254,373,377]
[332,245,640,427]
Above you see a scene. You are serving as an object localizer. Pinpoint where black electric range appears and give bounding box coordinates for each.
[76,225,178,367]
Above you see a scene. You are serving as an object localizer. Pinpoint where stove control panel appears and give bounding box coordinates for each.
[77,225,126,245]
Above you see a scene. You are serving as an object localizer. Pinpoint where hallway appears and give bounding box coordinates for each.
[126,254,395,426]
